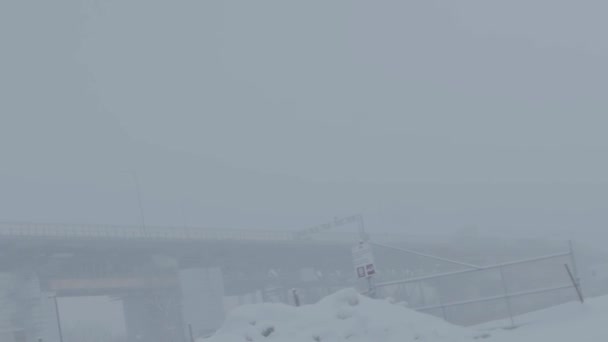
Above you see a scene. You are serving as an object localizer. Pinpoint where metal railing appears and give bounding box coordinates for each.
[0,221,297,242]
[372,241,583,327]
[375,251,573,289]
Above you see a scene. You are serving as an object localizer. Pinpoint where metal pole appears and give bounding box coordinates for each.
[188,324,195,342]
[180,201,188,230]
[436,278,448,321]
[568,240,580,287]
[53,296,65,342]
[366,276,375,298]
[131,170,147,236]
[565,264,584,303]
[357,215,369,242]
[291,289,301,307]
[498,266,515,328]
[418,282,427,308]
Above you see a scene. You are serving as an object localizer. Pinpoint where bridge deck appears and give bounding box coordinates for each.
[0,222,299,242]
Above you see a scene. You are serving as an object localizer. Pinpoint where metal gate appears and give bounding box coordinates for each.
[371,241,583,327]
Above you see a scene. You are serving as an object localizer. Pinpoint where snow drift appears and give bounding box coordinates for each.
[481,295,608,342]
[202,288,473,342]
[203,288,608,342]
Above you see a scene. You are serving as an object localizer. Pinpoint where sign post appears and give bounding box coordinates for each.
[352,241,376,297]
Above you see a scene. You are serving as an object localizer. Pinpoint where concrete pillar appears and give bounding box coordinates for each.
[0,272,60,342]
[178,268,225,339]
[123,291,185,342]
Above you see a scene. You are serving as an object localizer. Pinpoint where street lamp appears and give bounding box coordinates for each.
[47,294,64,342]
[120,170,148,236]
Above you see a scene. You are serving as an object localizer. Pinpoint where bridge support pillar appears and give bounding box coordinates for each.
[122,267,226,342]
[0,272,60,342]
[178,267,225,339]
[123,291,185,342]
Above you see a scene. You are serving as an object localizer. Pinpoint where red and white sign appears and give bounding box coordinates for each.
[352,241,375,278]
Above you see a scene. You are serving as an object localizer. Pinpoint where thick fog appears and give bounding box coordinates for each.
[3,1,608,342]
[2,0,608,241]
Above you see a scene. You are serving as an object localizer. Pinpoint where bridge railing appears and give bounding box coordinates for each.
[0,222,298,242]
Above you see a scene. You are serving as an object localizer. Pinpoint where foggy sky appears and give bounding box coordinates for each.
[2,0,608,239]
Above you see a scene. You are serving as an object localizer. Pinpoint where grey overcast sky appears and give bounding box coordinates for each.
[1,0,608,239]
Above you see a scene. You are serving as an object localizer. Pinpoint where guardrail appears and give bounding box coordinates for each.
[0,222,297,242]
[0,222,451,244]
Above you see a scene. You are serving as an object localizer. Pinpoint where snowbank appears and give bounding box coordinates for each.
[203,288,608,342]
[202,289,473,342]
[480,295,608,342]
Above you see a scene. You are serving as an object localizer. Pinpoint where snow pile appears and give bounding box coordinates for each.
[202,289,473,342]
[203,288,608,342]
[482,295,608,342]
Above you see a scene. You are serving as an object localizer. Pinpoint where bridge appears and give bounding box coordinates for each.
[1,222,572,342]
[0,222,361,342]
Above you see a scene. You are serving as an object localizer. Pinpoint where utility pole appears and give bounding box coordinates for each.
[188,324,195,342]
[357,214,369,242]
[51,295,64,342]
[131,170,147,236]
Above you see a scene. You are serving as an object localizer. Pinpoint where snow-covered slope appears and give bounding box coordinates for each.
[481,296,608,341]
[203,289,473,342]
[203,289,608,342]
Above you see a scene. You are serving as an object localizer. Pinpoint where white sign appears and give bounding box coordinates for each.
[352,242,376,278]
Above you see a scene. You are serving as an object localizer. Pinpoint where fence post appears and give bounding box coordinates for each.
[568,241,580,287]
[366,277,376,298]
[52,295,65,342]
[418,281,427,308]
[498,266,515,328]
[291,288,301,307]
[565,264,584,303]
[188,323,195,342]
[436,278,448,322]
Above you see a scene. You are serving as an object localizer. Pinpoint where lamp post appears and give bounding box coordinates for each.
[131,170,147,236]
[120,170,147,236]
[49,294,64,342]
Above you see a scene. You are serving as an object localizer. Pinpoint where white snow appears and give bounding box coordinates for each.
[479,295,608,341]
[202,289,473,342]
[203,289,608,342]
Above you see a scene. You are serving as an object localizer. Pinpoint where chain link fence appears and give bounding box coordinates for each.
[373,245,582,327]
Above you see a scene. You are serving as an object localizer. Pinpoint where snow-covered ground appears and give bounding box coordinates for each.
[203,289,473,342]
[480,296,608,341]
[202,289,607,342]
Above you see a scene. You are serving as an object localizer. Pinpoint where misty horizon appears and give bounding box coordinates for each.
[3,1,608,242]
